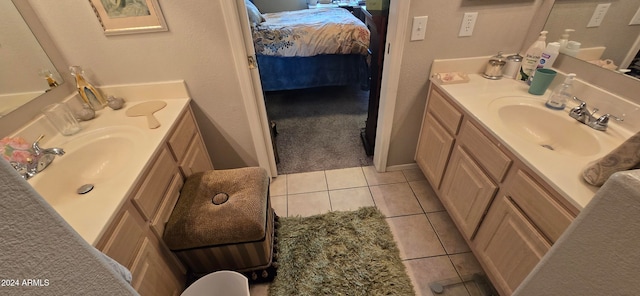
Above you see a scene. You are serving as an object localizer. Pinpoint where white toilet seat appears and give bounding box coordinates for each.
[180,270,250,296]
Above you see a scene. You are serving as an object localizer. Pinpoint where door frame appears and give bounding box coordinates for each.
[222,0,278,177]
[226,0,410,173]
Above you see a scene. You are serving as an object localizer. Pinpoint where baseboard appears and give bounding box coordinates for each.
[385,163,418,172]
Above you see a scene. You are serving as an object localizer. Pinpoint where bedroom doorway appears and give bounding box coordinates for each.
[231,0,408,176]
[238,1,390,175]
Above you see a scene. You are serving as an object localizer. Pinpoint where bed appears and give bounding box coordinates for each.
[246,3,371,91]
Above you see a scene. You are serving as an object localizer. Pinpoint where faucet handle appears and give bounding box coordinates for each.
[31,134,46,155]
[572,96,585,104]
[596,113,624,124]
[591,113,624,131]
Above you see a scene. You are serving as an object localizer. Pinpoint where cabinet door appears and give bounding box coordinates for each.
[98,203,146,268]
[416,112,454,189]
[131,237,184,296]
[179,136,213,178]
[474,195,551,295]
[440,145,497,239]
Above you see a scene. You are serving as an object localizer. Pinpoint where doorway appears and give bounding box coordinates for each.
[230,0,408,175]
[241,2,389,174]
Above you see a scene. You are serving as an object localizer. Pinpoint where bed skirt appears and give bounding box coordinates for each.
[256,54,369,92]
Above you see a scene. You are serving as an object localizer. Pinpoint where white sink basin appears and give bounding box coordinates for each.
[489,96,601,157]
[29,126,146,206]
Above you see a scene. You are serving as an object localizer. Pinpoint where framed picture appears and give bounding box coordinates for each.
[89,0,168,35]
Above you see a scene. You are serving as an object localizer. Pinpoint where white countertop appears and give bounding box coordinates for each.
[16,81,191,245]
[433,74,635,210]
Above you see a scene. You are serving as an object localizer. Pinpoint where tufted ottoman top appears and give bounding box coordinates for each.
[164,167,270,251]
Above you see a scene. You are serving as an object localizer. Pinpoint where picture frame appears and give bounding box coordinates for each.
[89,0,168,35]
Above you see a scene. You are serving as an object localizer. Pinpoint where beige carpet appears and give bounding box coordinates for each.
[265,85,373,174]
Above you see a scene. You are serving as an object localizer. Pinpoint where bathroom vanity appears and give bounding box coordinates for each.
[95,106,212,295]
[416,73,635,295]
[19,81,213,295]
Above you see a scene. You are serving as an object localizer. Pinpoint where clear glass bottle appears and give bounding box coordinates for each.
[69,66,107,110]
[545,73,576,110]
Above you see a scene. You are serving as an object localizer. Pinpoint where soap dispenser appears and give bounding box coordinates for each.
[558,29,575,53]
[564,41,581,57]
[70,66,107,110]
[518,31,548,82]
[545,73,576,110]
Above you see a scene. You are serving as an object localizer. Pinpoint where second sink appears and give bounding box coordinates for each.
[490,96,601,157]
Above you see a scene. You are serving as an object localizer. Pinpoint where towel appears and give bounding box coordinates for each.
[583,131,640,186]
[96,249,133,284]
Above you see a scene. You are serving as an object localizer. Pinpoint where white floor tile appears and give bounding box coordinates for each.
[287,171,327,194]
[387,214,446,260]
[370,183,423,217]
[270,175,287,196]
[325,167,367,190]
[362,166,407,186]
[329,187,374,212]
[271,194,287,217]
[287,191,331,217]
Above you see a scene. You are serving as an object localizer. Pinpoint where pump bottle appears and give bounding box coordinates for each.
[545,73,576,110]
[518,31,548,82]
[558,29,575,53]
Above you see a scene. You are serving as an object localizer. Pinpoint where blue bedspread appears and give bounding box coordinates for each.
[257,54,368,92]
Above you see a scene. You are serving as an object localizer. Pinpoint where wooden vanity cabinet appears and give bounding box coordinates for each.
[415,87,462,189]
[96,105,213,296]
[474,168,574,295]
[416,85,577,295]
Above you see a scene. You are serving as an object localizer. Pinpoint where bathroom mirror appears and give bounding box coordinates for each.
[543,0,640,79]
[0,1,74,136]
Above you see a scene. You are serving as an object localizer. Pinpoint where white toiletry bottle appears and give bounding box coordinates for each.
[503,53,523,79]
[564,41,581,57]
[558,29,575,54]
[545,73,576,110]
[518,31,548,82]
[536,42,561,69]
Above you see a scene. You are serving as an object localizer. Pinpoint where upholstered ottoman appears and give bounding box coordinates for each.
[163,167,276,281]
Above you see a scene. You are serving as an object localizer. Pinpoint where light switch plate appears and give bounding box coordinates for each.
[411,16,428,41]
[587,3,611,28]
[459,12,478,37]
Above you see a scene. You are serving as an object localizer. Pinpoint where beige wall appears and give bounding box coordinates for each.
[387,0,546,167]
[26,0,549,170]
[28,0,258,169]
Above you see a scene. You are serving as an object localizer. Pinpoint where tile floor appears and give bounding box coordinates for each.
[250,166,488,296]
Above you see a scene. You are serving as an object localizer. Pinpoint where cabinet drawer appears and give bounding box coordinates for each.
[459,120,511,182]
[507,170,574,243]
[167,109,196,162]
[428,88,463,135]
[132,146,179,221]
[416,112,455,189]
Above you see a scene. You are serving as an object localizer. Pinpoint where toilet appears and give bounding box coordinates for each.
[180,270,249,296]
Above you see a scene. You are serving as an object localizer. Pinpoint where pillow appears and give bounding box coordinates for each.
[245,0,265,24]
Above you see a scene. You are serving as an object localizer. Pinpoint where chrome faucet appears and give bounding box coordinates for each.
[569,97,623,131]
[10,135,65,180]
